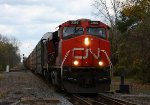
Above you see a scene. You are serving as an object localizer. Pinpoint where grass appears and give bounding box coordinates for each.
[111,76,150,94]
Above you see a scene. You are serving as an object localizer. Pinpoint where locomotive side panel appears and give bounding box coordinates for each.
[47,31,59,66]
[36,40,43,74]
[28,32,54,74]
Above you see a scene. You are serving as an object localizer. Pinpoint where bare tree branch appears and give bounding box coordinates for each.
[92,2,111,23]
[92,0,124,28]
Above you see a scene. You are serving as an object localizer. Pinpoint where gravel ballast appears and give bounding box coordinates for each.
[0,70,72,105]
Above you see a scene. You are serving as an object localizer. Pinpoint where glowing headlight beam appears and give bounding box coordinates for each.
[98,61,103,66]
[84,37,90,46]
[73,60,79,66]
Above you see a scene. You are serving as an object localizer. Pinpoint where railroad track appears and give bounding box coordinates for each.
[71,95,102,105]
[71,94,137,105]
[29,71,138,105]
[97,93,137,105]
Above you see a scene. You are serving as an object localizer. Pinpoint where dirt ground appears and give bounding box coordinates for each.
[0,69,150,105]
[111,76,150,94]
[0,70,72,105]
[110,77,150,105]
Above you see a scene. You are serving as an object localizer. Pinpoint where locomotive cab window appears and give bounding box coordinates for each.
[86,27,106,39]
[63,27,84,38]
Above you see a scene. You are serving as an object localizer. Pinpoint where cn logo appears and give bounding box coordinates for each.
[72,48,100,59]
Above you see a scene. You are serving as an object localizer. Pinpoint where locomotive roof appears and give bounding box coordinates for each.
[62,18,110,29]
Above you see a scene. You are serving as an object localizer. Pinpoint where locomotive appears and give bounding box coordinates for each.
[25,19,113,93]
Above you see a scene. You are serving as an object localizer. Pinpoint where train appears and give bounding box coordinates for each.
[25,19,113,93]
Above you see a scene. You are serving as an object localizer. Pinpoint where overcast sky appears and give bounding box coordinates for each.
[0,0,102,57]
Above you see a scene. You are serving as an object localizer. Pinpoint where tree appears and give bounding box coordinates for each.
[115,0,150,82]
[117,0,150,32]
[0,34,21,71]
[130,14,150,82]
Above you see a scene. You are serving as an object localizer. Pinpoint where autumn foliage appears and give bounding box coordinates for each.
[0,34,21,71]
[115,0,150,82]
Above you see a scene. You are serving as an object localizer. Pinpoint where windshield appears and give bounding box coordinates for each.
[63,27,84,38]
[87,27,106,38]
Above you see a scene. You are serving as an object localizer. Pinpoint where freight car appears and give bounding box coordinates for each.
[25,19,113,93]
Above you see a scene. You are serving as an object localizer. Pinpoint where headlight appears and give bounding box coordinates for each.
[73,60,79,66]
[98,61,103,66]
[84,37,90,46]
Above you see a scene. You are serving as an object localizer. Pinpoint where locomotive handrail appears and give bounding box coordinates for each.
[100,50,113,77]
[60,49,113,77]
[60,50,71,78]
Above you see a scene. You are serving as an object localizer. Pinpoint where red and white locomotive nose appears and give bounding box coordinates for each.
[62,34,110,67]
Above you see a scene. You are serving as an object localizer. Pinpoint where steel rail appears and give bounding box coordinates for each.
[71,94,137,105]
[72,95,107,105]
[98,93,137,105]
